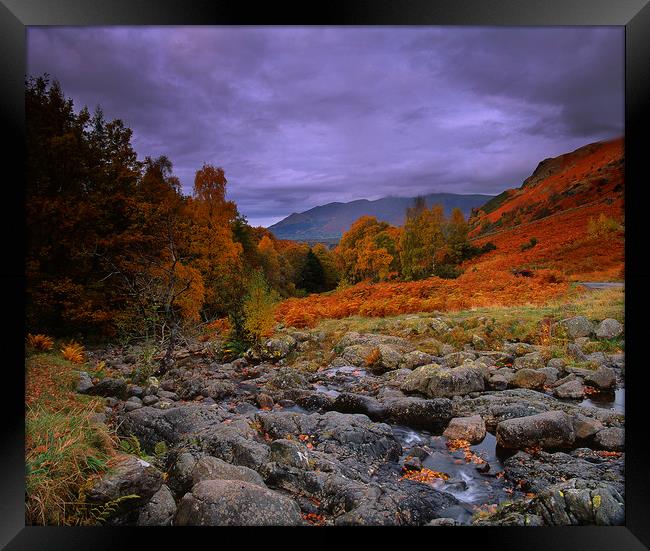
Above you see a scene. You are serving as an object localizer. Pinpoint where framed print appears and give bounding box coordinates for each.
[2,0,649,548]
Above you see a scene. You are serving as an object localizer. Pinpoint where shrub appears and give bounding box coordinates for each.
[433,264,463,279]
[587,214,621,238]
[520,237,538,251]
[243,270,280,345]
[61,341,85,364]
[27,333,54,351]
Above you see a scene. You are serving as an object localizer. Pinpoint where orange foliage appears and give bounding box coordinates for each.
[60,341,85,364]
[364,347,381,367]
[468,137,624,281]
[276,266,570,328]
[206,317,232,335]
[400,467,450,483]
[446,438,486,464]
[27,334,54,351]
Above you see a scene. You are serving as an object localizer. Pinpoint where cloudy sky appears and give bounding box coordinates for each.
[27,26,623,227]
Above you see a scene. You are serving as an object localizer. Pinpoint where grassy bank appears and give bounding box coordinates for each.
[311,286,624,355]
[25,349,117,525]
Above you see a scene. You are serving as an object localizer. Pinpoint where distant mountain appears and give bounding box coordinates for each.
[268,192,495,242]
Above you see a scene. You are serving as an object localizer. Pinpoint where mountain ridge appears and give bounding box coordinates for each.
[268,192,494,241]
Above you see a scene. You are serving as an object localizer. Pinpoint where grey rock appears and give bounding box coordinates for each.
[86,377,128,399]
[554,380,585,399]
[401,364,484,398]
[76,371,94,394]
[138,484,176,526]
[127,384,144,398]
[584,367,616,390]
[566,343,587,361]
[572,414,604,440]
[119,403,228,450]
[503,342,537,357]
[86,455,163,510]
[269,439,310,470]
[547,358,566,371]
[441,351,477,368]
[384,397,453,431]
[192,456,266,487]
[157,390,179,401]
[124,401,143,412]
[400,350,435,370]
[595,319,623,339]
[267,367,308,390]
[174,479,303,526]
[143,395,159,406]
[538,366,559,385]
[443,415,486,444]
[593,428,624,451]
[554,316,594,339]
[488,374,508,390]
[496,411,575,450]
[511,369,547,390]
[514,352,545,371]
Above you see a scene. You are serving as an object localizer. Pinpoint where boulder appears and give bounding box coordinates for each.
[511,369,546,390]
[191,456,266,487]
[595,319,623,339]
[263,335,297,360]
[174,480,303,526]
[488,374,508,390]
[441,351,477,368]
[554,316,594,339]
[547,358,566,371]
[383,397,453,431]
[443,415,486,444]
[76,371,94,394]
[503,342,537,357]
[513,352,545,371]
[496,411,575,450]
[269,439,310,469]
[137,484,176,526]
[538,367,559,385]
[401,364,484,398]
[86,455,163,511]
[267,367,308,390]
[553,380,585,399]
[584,367,616,390]
[400,350,435,370]
[85,377,129,399]
[593,428,624,451]
[572,414,604,440]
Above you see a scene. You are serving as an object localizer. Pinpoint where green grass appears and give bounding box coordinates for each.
[312,287,623,352]
[26,351,118,525]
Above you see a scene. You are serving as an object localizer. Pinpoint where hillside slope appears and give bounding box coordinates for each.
[467,137,624,281]
[268,192,493,241]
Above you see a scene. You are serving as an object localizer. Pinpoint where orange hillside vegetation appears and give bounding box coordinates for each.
[467,137,624,281]
[276,138,623,329]
[276,268,569,328]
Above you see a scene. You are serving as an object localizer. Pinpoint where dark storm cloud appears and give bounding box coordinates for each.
[27,26,623,227]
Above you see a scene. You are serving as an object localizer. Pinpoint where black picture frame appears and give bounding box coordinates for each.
[2,0,649,548]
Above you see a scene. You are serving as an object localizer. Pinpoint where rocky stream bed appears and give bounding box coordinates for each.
[77,315,625,526]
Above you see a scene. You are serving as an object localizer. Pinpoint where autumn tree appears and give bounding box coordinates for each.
[242,269,280,346]
[26,75,142,335]
[399,202,445,280]
[336,216,398,283]
[188,164,243,317]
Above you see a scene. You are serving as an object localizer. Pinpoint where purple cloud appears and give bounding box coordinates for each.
[27,26,623,227]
